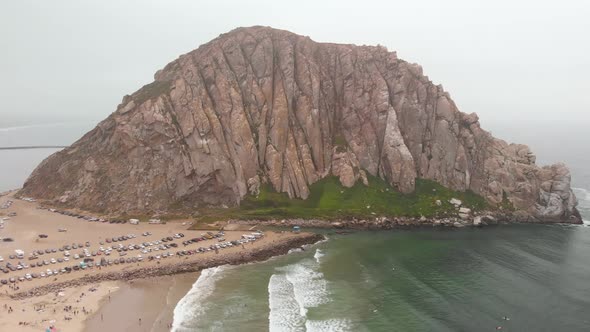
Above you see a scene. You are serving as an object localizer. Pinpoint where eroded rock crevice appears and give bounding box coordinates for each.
[19,26,579,222]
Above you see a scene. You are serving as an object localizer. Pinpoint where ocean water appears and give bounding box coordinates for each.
[168,121,590,331]
[0,122,95,192]
[173,223,590,331]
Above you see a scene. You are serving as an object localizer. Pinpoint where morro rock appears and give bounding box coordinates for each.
[20,26,580,222]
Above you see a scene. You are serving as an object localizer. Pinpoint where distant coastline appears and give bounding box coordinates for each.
[0,146,66,150]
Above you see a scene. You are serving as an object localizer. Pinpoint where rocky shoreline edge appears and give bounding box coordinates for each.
[10,232,325,300]
[226,210,582,231]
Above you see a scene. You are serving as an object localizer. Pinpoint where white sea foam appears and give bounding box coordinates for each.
[283,261,329,317]
[572,187,590,224]
[269,254,332,331]
[306,318,354,331]
[171,266,228,332]
[573,187,590,201]
[288,248,303,254]
[314,248,325,263]
[268,273,306,331]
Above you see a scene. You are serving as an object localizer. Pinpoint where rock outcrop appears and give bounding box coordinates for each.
[20,26,580,222]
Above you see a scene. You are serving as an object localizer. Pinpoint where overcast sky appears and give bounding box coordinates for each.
[1,0,589,131]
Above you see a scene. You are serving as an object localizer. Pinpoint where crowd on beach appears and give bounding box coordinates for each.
[0,195,266,298]
[0,223,264,331]
[0,194,322,332]
[2,284,101,331]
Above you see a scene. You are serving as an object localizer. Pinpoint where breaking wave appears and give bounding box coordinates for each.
[314,248,325,263]
[171,266,228,332]
[573,187,590,201]
[306,318,354,332]
[284,261,329,317]
[268,249,351,331]
[288,247,304,254]
[573,187,590,224]
[268,273,307,331]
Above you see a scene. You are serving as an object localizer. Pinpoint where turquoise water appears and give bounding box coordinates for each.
[173,223,590,331]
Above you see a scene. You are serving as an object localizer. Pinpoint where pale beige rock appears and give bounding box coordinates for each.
[331,221,344,228]
[473,216,483,226]
[247,175,261,196]
[331,147,363,188]
[450,198,463,207]
[19,26,579,223]
[459,207,471,214]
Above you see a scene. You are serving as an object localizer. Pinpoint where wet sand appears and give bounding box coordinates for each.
[84,273,199,332]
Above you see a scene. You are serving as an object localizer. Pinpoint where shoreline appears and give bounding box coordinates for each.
[11,180,582,227]
[0,193,324,331]
[0,231,323,332]
[0,189,583,331]
[83,232,325,332]
[220,211,583,231]
[84,273,199,332]
[10,232,324,300]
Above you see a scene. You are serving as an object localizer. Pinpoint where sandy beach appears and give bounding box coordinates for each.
[84,273,198,332]
[0,280,120,331]
[0,192,323,331]
[0,274,198,332]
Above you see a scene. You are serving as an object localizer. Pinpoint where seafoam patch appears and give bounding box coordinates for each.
[269,250,336,331]
[573,188,590,225]
[306,318,354,332]
[268,273,307,331]
[314,248,325,264]
[172,266,229,332]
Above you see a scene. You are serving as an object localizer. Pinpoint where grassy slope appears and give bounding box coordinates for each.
[196,175,489,223]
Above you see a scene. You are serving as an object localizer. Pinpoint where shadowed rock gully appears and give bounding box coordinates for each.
[19,26,580,223]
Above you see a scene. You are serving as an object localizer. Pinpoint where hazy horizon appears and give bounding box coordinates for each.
[1,0,589,131]
[2,1,588,190]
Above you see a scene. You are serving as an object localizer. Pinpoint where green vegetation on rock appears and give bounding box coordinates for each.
[498,190,516,212]
[132,80,172,105]
[333,133,347,147]
[196,175,489,223]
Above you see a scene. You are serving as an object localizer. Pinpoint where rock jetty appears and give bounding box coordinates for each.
[11,232,324,299]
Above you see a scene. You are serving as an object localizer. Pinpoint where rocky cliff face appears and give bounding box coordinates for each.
[20,26,580,222]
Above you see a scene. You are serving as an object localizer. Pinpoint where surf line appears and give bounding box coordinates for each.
[0,146,67,150]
